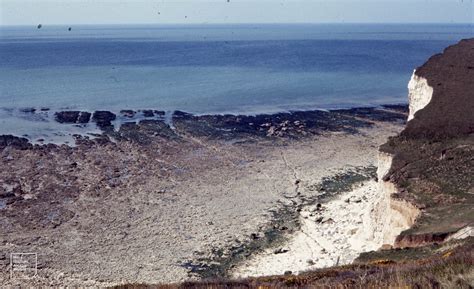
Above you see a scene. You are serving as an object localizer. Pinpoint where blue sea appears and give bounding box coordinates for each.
[0,24,473,142]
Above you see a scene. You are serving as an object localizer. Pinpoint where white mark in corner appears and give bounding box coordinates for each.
[10,253,37,279]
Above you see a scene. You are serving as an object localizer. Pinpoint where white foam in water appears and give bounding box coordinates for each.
[0,108,101,145]
[0,108,170,145]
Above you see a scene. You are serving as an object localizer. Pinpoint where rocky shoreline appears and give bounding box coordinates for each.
[2,39,471,288]
[1,104,408,147]
[1,104,407,286]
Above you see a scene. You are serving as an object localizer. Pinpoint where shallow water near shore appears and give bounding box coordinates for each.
[1,24,472,139]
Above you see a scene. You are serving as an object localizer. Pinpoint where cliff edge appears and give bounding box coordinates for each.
[404,39,474,139]
[378,39,474,248]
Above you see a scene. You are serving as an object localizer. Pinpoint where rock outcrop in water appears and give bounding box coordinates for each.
[375,39,474,248]
[55,111,91,124]
[92,110,117,129]
[0,135,32,150]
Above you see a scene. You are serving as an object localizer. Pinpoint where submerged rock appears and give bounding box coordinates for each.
[142,110,154,117]
[120,110,136,118]
[20,108,36,113]
[77,112,92,123]
[92,111,116,129]
[0,135,32,150]
[55,111,91,124]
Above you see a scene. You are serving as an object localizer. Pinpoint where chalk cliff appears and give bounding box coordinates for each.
[374,39,474,248]
[373,151,420,246]
[403,39,474,139]
[407,73,433,121]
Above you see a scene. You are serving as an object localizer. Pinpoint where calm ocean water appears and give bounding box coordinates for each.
[0,24,472,141]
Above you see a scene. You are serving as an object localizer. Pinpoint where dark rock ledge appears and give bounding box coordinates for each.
[0,135,32,150]
[1,105,408,150]
[92,111,117,130]
[55,111,91,124]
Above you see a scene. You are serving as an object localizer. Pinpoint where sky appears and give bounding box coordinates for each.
[0,0,473,26]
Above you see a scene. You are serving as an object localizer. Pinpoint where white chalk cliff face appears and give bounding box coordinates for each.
[407,71,434,121]
[371,71,432,246]
[372,151,420,246]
